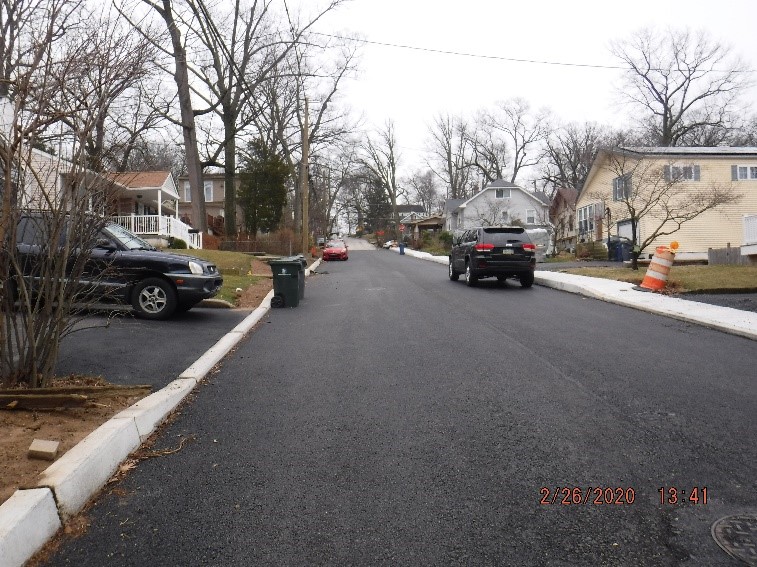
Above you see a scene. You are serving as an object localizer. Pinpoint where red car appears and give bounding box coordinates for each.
[322,240,348,261]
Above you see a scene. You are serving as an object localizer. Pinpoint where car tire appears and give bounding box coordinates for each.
[465,261,477,287]
[131,277,177,320]
[448,259,459,281]
[519,271,534,288]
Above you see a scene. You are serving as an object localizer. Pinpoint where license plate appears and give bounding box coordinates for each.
[502,249,514,255]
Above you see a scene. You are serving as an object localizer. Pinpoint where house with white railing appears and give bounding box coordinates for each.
[108,171,202,249]
[3,96,202,248]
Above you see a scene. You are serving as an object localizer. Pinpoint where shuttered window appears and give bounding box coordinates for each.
[664,164,700,181]
[732,165,757,180]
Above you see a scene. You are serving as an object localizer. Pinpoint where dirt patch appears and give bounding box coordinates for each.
[0,376,147,505]
[237,258,273,308]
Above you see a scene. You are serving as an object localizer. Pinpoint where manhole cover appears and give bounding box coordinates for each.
[712,515,757,566]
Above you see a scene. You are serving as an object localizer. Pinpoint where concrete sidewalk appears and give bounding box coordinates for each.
[390,245,757,342]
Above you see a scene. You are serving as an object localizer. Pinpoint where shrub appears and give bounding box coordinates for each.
[169,238,188,249]
[438,231,453,247]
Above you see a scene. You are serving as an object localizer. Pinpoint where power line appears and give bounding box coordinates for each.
[313,32,755,74]
[313,32,626,71]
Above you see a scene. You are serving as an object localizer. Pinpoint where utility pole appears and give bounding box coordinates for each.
[300,97,310,256]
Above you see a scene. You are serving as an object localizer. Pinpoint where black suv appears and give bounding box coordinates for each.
[13,215,223,319]
[448,226,536,287]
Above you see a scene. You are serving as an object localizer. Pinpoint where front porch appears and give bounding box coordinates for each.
[110,215,203,249]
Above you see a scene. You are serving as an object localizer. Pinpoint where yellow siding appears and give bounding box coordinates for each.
[579,152,757,255]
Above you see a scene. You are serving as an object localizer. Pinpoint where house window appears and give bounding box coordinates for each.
[204,181,213,202]
[612,174,632,201]
[526,209,535,224]
[577,204,597,236]
[664,164,700,181]
[183,181,191,202]
[495,188,510,199]
[731,165,757,180]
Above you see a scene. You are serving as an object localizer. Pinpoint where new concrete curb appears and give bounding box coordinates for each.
[0,260,319,567]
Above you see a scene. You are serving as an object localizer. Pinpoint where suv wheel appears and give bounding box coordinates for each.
[465,262,477,287]
[132,277,177,320]
[519,271,534,288]
[448,259,459,281]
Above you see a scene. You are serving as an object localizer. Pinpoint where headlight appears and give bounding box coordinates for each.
[188,261,204,275]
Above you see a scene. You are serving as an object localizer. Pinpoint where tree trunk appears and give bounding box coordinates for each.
[223,112,237,237]
[159,0,206,233]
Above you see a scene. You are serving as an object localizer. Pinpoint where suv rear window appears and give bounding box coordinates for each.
[481,227,530,246]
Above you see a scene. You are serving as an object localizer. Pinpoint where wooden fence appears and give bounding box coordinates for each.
[707,245,754,266]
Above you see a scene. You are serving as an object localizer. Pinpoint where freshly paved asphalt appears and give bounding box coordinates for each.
[55,308,252,388]
[43,249,756,566]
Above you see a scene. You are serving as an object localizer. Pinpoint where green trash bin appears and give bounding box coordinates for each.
[270,257,303,308]
[294,255,307,300]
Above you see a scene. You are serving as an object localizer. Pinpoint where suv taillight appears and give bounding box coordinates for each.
[474,243,494,252]
[522,243,536,251]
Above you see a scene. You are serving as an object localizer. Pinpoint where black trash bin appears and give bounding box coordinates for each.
[269,257,304,307]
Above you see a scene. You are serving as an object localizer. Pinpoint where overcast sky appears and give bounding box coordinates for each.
[308,0,757,175]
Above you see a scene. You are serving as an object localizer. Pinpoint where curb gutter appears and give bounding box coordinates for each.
[0,261,319,567]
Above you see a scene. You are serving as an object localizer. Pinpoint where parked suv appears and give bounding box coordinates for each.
[448,226,536,287]
[13,214,223,319]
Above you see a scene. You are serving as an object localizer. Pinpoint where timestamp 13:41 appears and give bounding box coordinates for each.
[659,487,708,505]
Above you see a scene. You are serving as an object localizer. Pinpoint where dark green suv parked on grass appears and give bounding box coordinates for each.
[449,226,536,287]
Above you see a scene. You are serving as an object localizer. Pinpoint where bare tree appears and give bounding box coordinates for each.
[468,118,508,184]
[50,8,159,172]
[360,120,404,239]
[256,30,358,238]
[405,169,439,215]
[426,113,472,200]
[541,121,610,195]
[591,149,742,269]
[1,0,127,387]
[483,97,551,183]
[610,27,751,147]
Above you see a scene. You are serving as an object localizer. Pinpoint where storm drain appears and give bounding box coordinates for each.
[712,515,757,566]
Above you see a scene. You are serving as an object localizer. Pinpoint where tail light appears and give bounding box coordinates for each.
[474,243,494,252]
[522,243,536,251]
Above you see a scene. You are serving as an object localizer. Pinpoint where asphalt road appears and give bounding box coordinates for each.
[45,249,757,566]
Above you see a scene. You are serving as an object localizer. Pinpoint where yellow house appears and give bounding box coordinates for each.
[576,147,757,262]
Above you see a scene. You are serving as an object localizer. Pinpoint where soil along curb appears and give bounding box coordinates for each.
[0,260,320,567]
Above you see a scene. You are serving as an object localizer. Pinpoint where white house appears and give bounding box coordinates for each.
[444,179,551,232]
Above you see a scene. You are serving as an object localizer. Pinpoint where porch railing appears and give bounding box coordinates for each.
[744,214,757,246]
[110,215,203,249]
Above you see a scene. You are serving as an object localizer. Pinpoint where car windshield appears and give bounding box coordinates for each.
[326,241,345,248]
[103,223,155,250]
